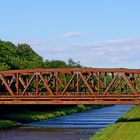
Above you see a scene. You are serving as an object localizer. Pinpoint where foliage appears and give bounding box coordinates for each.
[77,104,86,112]
[1,105,97,123]
[0,40,82,70]
[68,58,82,68]
[0,120,20,129]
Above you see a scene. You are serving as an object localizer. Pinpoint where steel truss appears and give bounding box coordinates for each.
[1,68,140,104]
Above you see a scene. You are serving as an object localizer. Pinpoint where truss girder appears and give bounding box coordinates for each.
[0,68,140,104]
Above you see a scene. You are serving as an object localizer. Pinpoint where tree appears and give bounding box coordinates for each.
[0,40,83,71]
[68,58,82,68]
[44,60,67,68]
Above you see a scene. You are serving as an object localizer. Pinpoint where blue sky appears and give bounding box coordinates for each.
[1,0,140,68]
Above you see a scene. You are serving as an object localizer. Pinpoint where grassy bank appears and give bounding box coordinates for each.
[0,120,20,129]
[0,105,104,129]
[90,105,140,140]
[117,105,140,122]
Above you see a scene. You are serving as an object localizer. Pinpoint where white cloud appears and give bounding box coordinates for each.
[78,37,140,48]
[61,32,88,38]
[23,37,140,68]
[109,57,126,64]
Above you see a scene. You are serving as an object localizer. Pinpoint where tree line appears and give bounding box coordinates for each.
[0,40,82,70]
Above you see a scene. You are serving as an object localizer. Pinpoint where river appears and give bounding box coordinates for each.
[0,105,133,140]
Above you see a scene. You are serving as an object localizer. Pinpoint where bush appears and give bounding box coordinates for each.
[54,111,61,117]
[47,114,55,119]
[77,105,86,112]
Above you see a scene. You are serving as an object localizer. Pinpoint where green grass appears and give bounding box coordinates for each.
[90,122,140,140]
[117,105,140,122]
[0,120,20,129]
[90,105,140,140]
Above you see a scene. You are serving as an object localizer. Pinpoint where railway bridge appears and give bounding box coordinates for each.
[0,68,140,104]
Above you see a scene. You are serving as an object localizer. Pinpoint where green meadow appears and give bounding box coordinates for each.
[90,105,140,140]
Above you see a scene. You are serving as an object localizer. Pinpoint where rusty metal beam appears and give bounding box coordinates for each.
[1,68,140,104]
[103,75,118,95]
[122,74,138,95]
[0,100,140,105]
[79,73,95,95]
[62,73,76,95]
[0,75,15,96]
[21,74,35,96]
[38,73,53,95]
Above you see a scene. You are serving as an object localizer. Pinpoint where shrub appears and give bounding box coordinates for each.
[54,111,61,117]
[77,105,86,112]
[47,114,55,119]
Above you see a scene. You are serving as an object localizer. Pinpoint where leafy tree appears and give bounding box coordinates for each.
[0,40,82,71]
[68,58,82,68]
[0,62,10,70]
[44,60,68,68]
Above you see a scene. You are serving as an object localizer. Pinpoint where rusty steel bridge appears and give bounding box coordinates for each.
[1,68,140,104]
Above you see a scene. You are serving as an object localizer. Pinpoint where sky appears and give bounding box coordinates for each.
[1,0,140,68]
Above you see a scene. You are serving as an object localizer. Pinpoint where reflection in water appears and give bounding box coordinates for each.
[0,105,133,140]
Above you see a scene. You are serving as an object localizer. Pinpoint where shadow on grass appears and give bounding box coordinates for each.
[116,118,140,122]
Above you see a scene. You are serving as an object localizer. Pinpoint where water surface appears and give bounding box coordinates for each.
[0,105,133,140]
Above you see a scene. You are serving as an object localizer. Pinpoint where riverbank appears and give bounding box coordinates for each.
[90,105,140,140]
[0,105,104,130]
[0,120,20,130]
[0,105,131,140]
